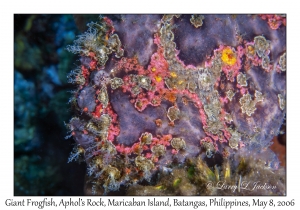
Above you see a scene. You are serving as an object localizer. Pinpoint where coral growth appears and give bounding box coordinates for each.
[127,153,285,196]
[259,14,286,30]
[66,14,286,195]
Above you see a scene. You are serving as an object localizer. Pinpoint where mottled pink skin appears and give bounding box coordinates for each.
[115,144,132,155]
[239,141,246,149]
[223,129,232,142]
[259,14,286,30]
[67,15,286,192]
[243,40,275,73]
[134,97,150,112]
[171,149,178,155]
[236,84,248,95]
[74,29,283,166]
[215,45,243,81]
[110,19,284,164]
[107,124,120,141]
[219,97,228,105]
[237,46,245,57]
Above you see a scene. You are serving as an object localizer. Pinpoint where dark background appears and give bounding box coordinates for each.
[14,14,101,195]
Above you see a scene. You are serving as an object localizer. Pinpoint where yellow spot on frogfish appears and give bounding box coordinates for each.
[155,75,162,82]
[221,47,237,66]
[170,72,177,78]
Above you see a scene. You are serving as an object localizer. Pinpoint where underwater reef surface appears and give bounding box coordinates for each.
[66,14,286,195]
